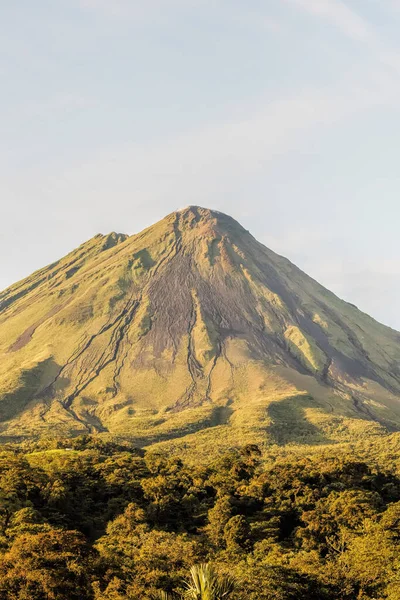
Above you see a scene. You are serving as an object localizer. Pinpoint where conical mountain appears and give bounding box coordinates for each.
[1,206,400,457]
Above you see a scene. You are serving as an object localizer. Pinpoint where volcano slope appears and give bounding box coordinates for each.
[0,206,400,458]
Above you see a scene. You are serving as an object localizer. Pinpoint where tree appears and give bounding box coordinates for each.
[0,528,93,600]
[96,505,200,599]
[223,515,250,552]
[206,497,232,547]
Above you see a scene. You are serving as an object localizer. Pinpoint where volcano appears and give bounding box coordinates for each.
[1,206,400,456]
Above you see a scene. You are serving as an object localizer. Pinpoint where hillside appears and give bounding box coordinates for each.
[0,206,399,455]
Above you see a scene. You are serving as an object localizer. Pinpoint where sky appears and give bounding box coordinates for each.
[1,0,400,329]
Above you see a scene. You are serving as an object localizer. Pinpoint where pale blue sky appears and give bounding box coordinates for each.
[1,0,400,328]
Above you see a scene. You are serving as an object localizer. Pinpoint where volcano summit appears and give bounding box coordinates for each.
[1,207,399,457]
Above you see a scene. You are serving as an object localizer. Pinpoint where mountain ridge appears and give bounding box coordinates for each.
[0,206,399,458]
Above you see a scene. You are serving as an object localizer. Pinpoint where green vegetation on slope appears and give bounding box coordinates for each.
[0,206,399,454]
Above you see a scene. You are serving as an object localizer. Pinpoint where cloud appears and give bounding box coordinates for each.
[2,1,400,329]
[228,7,284,33]
[77,0,285,35]
[287,0,372,41]
[21,94,92,119]
[287,0,400,82]
[13,71,394,239]
[78,0,207,20]
[7,76,393,283]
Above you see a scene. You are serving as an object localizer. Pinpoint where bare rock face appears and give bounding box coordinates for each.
[0,206,400,456]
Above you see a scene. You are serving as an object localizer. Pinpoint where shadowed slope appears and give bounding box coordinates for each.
[0,206,399,454]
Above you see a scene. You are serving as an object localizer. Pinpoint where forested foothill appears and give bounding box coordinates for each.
[0,434,400,599]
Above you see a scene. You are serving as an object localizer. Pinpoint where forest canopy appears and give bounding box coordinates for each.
[0,434,400,599]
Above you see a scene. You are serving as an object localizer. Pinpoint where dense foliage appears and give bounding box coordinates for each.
[1,435,400,599]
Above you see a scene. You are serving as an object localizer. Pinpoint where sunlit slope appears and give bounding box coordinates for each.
[0,206,399,450]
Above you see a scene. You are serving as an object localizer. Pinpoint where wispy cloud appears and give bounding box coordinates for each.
[2,1,400,328]
[288,0,372,41]
[78,0,206,20]
[78,0,285,34]
[33,73,400,218]
[287,0,400,81]
[228,8,284,33]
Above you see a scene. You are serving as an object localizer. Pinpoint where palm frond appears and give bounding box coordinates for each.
[150,590,177,600]
[183,563,235,600]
